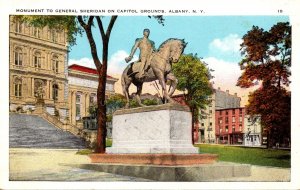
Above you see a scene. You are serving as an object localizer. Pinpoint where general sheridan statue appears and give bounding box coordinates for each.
[125,28,155,79]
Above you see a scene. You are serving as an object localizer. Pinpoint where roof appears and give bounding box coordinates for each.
[68,64,114,79]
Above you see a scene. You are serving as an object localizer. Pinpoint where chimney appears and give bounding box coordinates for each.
[226,90,229,93]
[234,93,237,96]
[218,87,221,90]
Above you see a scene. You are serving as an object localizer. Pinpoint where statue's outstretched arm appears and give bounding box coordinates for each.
[129,39,140,57]
[125,39,140,63]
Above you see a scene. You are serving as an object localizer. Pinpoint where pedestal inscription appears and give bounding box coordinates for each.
[107,104,198,154]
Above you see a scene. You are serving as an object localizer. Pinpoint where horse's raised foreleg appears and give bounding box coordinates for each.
[166,72,178,97]
[153,68,174,104]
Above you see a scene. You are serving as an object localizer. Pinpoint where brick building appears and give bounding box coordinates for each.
[215,107,245,144]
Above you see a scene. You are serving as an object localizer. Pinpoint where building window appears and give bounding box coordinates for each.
[232,126,235,132]
[239,116,243,122]
[33,52,42,68]
[239,124,242,131]
[15,21,22,33]
[220,111,222,115]
[225,117,228,124]
[51,30,57,42]
[225,126,228,132]
[52,56,59,73]
[52,84,59,101]
[14,48,23,66]
[210,122,212,126]
[239,108,243,115]
[89,93,96,104]
[106,83,114,92]
[33,27,41,38]
[201,123,204,127]
[209,110,213,114]
[76,93,81,119]
[232,109,235,114]
[226,111,228,115]
[14,77,22,97]
[219,118,222,124]
[232,116,236,123]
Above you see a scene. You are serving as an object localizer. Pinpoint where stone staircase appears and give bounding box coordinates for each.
[9,113,87,149]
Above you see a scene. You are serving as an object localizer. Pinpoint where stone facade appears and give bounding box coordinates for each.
[107,104,198,154]
[9,16,69,118]
[68,64,118,126]
[9,17,118,136]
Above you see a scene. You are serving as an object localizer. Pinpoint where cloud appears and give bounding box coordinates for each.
[69,57,96,68]
[203,57,257,106]
[208,34,243,62]
[68,50,138,75]
[209,34,243,53]
[204,57,241,87]
[107,50,129,75]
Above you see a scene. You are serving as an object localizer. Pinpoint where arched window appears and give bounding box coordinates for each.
[52,84,59,101]
[52,55,59,73]
[33,52,42,68]
[14,48,23,66]
[15,21,22,33]
[89,93,96,104]
[51,30,57,42]
[14,77,22,97]
[33,27,41,38]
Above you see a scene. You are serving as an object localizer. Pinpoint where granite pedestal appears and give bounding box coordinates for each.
[106,103,198,154]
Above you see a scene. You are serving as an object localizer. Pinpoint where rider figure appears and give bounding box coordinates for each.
[125,28,155,79]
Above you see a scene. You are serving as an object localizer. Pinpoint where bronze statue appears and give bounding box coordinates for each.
[125,28,156,79]
[122,38,187,108]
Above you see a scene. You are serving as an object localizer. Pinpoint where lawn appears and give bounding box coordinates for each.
[195,144,291,168]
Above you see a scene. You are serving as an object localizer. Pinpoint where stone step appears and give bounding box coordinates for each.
[9,113,87,149]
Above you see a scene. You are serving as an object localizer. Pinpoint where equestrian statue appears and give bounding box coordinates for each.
[122,28,187,108]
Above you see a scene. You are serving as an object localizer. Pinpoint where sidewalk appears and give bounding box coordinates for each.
[9,148,151,181]
[9,148,290,182]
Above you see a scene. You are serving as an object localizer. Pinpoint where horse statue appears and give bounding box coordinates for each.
[121,38,187,108]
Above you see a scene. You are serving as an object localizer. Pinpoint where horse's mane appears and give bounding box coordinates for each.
[157,38,186,52]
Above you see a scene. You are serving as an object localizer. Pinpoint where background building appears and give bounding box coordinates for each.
[199,88,241,143]
[9,17,118,146]
[9,16,69,119]
[215,107,245,144]
[68,64,118,125]
[244,115,262,146]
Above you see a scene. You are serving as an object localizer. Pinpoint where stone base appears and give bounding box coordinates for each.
[107,103,198,154]
[79,162,251,181]
[89,153,218,165]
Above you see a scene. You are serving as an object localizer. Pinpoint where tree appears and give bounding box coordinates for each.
[15,15,163,153]
[173,54,213,144]
[237,22,291,147]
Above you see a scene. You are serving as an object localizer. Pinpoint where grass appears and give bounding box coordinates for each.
[76,139,113,155]
[195,144,291,168]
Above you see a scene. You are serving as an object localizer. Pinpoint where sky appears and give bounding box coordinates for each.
[68,16,289,105]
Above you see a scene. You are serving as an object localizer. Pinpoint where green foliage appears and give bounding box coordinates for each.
[106,114,113,122]
[106,138,112,147]
[173,54,213,110]
[13,16,81,47]
[195,144,290,168]
[106,94,126,114]
[129,98,158,108]
[76,149,93,155]
[237,22,291,147]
